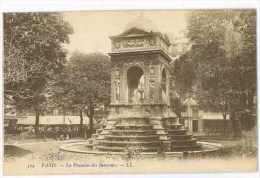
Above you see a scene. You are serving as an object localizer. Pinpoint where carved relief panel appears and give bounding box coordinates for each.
[148,64,160,104]
[159,64,170,105]
[111,64,122,104]
[114,69,120,103]
[112,37,156,51]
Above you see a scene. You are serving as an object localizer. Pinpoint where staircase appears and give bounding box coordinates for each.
[96,117,161,152]
[94,115,201,152]
[164,117,201,151]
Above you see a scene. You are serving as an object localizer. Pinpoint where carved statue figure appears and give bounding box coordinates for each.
[132,75,144,103]
[115,80,120,101]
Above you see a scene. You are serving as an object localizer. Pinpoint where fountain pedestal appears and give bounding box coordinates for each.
[94,104,200,152]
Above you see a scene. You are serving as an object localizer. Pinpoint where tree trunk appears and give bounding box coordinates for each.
[222,100,229,137]
[62,107,66,124]
[35,110,40,136]
[230,111,236,139]
[222,112,227,136]
[88,103,94,138]
[230,110,242,139]
[79,109,84,137]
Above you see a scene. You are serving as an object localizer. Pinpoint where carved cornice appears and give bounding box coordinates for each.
[109,48,172,63]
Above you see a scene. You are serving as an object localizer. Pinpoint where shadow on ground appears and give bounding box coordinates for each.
[4,145,32,158]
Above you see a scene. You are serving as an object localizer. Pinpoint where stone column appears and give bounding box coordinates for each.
[111,71,115,104]
[166,68,170,105]
[122,65,128,104]
[143,65,148,103]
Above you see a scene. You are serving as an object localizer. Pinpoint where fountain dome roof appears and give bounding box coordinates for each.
[116,15,170,46]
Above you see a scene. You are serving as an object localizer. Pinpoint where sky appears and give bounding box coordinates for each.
[62,10,189,56]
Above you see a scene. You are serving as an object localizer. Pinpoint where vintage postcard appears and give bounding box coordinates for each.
[2,9,258,175]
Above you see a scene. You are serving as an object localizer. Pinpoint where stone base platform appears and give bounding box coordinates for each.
[91,104,201,153]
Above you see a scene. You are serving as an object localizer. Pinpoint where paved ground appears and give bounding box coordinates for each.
[3,137,258,175]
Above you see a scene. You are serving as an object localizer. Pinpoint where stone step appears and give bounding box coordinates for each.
[118,117,151,123]
[99,140,161,147]
[169,134,193,140]
[105,135,159,141]
[163,119,179,124]
[171,138,197,142]
[96,145,158,152]
[165,124,183,129]
[110,129,157,136]
[114,124,153,130]
[166,129,187,135]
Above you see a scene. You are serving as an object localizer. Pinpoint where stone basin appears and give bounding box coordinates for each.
[60,141,222,158]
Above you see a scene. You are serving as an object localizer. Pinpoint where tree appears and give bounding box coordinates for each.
[47,68,73,120]
[186,10,256,137]
[4,13,73,135]
[169,52,195,120]
[170,52,196,98]
[52,52,111,137]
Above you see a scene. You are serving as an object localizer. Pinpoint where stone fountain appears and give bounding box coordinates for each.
[60,16,221,157]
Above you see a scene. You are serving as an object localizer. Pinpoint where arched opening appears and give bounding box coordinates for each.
[127,66,144,103]
[161,68,167,103]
